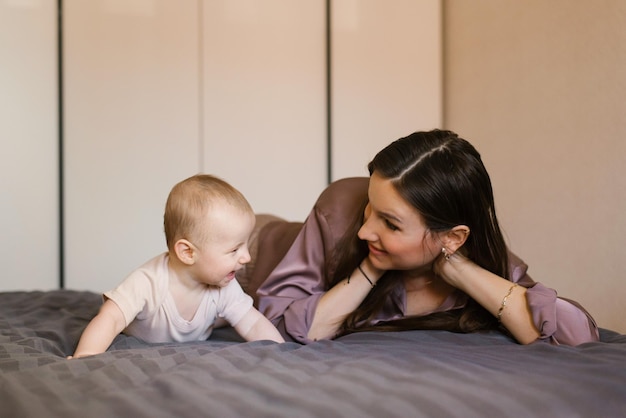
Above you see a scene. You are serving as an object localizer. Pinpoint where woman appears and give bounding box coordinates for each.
[257,130,599,346]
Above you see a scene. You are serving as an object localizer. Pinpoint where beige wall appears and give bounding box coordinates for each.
[0,1,441,293]
[1,2,58,290]
[444,0,626,333]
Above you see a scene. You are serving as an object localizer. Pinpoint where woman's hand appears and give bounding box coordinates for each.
[432,247,476,289]
[307,256,384,341]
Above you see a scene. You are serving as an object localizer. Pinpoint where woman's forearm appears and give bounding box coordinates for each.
[307,261,382,341]
[444,259,540,344]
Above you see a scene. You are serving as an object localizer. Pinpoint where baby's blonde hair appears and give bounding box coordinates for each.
[163,174,253,250]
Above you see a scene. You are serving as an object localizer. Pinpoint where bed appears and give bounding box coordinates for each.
[2,215,625,417]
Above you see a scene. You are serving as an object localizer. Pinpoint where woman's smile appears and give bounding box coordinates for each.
[367,243,386,256]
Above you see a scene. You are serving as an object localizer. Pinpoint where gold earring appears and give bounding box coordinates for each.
[441,248,450,261]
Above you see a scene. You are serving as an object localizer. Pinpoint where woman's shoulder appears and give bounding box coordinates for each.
[314,177,369,217]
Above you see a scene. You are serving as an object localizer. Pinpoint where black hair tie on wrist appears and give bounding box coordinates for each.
[357,265,376,288]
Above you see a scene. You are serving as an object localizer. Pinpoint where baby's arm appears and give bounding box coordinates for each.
[68,299,127,358]
[233,307,285,343]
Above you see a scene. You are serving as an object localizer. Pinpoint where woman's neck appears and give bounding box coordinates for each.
[401,270,455,316]
[402,270,455,295]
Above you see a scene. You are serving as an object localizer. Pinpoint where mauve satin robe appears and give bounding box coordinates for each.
[257,177,599,346]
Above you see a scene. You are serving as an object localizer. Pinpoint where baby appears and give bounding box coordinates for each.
[70,174,284,358]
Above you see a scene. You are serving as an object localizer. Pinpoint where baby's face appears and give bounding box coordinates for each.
[190,205,255,287]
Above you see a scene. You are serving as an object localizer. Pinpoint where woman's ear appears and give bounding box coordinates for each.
[174,239,196,265]
[441,225,470,254]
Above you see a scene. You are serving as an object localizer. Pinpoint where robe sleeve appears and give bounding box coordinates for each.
[256,208,328,343]
[508,252,599,345]
[257,177,369,343]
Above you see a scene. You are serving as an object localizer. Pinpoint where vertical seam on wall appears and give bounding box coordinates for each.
[326,0,332,184]
[57,0,65,289]
[198,0,205,173]
[440,0,446,128]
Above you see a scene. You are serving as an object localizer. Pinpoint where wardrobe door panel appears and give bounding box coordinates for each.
[0,1,58,290]
[331,0,442,180]
[202,0,327,221]
[64,1,200,292]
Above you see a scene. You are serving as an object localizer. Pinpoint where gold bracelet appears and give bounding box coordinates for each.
[497,283,518,322]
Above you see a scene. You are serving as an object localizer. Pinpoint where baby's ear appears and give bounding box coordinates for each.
[174,239,196,265]
[441,225,470,254]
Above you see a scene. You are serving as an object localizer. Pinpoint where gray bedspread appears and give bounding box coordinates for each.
[1,290,624,417]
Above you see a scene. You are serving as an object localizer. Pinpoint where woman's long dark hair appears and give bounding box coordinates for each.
[331,130,510,335]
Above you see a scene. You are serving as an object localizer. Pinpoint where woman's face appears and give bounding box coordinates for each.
[358,172,442,273]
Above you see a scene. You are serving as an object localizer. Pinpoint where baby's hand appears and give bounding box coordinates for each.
[66,353,94,359]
